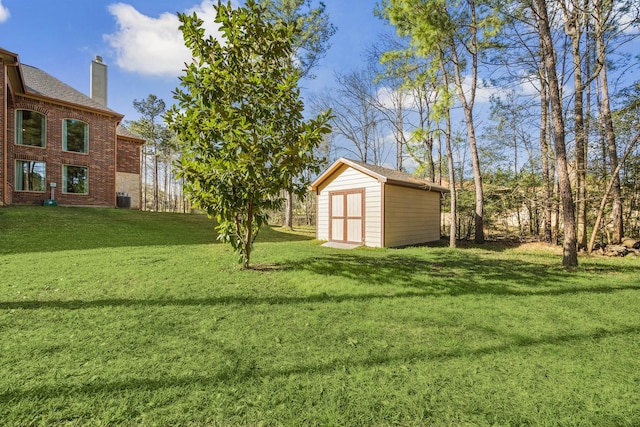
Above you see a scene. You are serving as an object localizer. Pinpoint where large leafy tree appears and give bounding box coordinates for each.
[167,0,332,268]
[257,0,337,229]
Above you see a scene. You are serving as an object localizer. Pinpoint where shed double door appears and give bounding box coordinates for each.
[329,189,364,244]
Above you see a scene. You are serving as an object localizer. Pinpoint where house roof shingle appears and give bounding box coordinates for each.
[116,125,145,143]
[20,64,121,117]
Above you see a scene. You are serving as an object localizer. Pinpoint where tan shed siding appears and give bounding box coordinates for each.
[364,184,382,247]
[316,165,382,247]
[384,184,441,247]
[316,191,329,240]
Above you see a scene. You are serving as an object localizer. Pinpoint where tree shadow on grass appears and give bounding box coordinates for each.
[283,250,640,297]
[2,245,640,312]
[2,324,639,405]
[3,271,640,312]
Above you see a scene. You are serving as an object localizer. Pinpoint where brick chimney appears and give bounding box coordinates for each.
[90,55,108,107]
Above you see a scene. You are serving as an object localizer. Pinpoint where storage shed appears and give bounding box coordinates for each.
[310,158,450,248]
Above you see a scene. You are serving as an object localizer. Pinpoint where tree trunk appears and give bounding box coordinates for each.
[436,128,442,184]
[594,0,623,243]
[451,34,484,244]
[142,148,147,210]
[559,0,590,249]
[440,55,456,248]
[164,157,170,212]
[447,147,456,248]
[154,148,159,212]
[533,0,578,267]
[568,14,588,248]
[588,129,640,253]
[584,0,594,245]
[243,202,254,269]
[396,92,404,171]
[285,189,294,230]
[539,64,553,243]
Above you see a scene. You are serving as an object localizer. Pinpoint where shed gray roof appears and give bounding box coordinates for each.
[346,159,449,191]
[21,64,120,116]
[311,157,450,193]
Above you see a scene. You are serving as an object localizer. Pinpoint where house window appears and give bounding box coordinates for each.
[15,160,46,192]
[63,165,88,194]
[63,119,89,153]
[16,110,46,147]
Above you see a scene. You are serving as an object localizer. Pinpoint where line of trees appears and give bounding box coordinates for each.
[311,0,639,267]
[124,1,639,269]
[124,94,189,213]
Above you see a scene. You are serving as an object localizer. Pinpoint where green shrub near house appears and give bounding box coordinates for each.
[1,206,639,425]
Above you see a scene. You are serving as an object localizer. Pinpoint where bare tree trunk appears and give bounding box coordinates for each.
[588,130,640,253]
[539,65,553,243]
[451,28,484,243]
[164,158,169,212]
[440,55,456,248]
[142,149,147,210]
[153,148,159,212]
[419,87,436,181]
[594,0,623,243]
[562,3,588,248]
[533,0,578,266]
[396,92,404,171]
[243,202,254,269]
[584,0,594,245]
[182,176,187,214]
[285,189,294,230]
[446,128,456,248]
[436,128,442,184]
[553,180,560,245]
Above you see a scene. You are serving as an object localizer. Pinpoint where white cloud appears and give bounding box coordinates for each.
[0,1,10,23]
[105,1,230,77]
[376,86,417,111]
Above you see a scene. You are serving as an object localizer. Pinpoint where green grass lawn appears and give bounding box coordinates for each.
[1,206,639,426]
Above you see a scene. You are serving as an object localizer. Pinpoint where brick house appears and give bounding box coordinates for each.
[0,47,144,208]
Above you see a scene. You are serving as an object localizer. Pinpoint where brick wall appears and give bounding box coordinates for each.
[117,138,141,173]
[8,95,118,207]
[1,59,5,205]
[115,138,141,209]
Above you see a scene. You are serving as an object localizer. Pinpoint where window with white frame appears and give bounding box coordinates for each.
[63,165,88,194]
[16,110,46,147]
[15,160,46,192]
[63,119,88,153]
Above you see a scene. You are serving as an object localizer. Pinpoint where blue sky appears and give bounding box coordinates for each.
[2,0,637,171]
[0,0,388,122]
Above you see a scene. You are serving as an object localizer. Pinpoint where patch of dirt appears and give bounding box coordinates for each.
[247,263,289,272]
[514,241,564,254]
[436,237,565,254]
